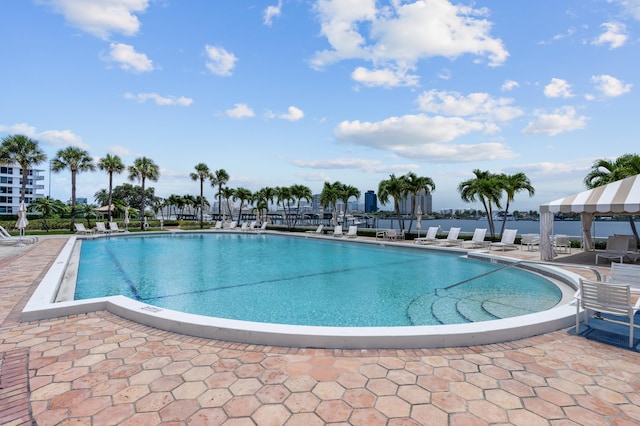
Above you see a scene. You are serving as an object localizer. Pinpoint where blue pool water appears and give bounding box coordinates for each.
[75,233,561,327]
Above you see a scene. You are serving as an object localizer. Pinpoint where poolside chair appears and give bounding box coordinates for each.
[414,226,439,245]
[575,278,640,348]
[346,225,358,238]
[239,222,249,232]
[224,221,237,230]
[212,220,223,230]
[306,224,323,234]
[246,221,257,231]
[490,229,518,251]
[95,222,110,234]
[0,225,37,244]
[438,227,462,246]
[461,228,488,249]
[596,235,639,264]
[74,223,93,235]
[554,234,571,254]
[520,233,540,251]
[332,225,343,237]
[607,263,640,292]
[109,222,126,233]
[257,222,268,231]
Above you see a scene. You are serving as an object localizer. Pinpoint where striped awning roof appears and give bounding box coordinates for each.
[540,174,640,214]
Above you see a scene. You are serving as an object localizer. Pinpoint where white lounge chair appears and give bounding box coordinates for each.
[414,226,439,245]
[438,227,462,246]
[224,221,237,230]
[0,225,37,244]
[607,263,640,292]
[109,222,125,233]
[596,235,639,264]
[520,233,540,251]
[74,223,93,235]
[332,225,343,237]
[554,234,571,254]
[462,228,488,249]
[490,229,518,251]
[95,222,110,234]
[575,278,640,348]
[239,222,249,231]
[306,224,324,234]
[257,222,268,231]
[346,225,358,238]
[212,221,223,230]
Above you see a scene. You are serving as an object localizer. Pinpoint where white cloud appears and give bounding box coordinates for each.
[0,123,88,149]
[108,145,133,156]
[592,22,628,49]
[124,92,192,106]
[522,106,588,136]
[105,43,154,73]
[311,0,508,87]
[501,80,519,91]
[225,103,255,119]
[544,78,573,98]
[204,45,237,76]
[334,114,516,162]
[552,27,576,41]
[40,0,149,39]
[263,0,283,26]
[591,74,633,97]
[416,90,523,122]
[618,0,640,20]
[351,66,419,88]
[268,106,304,121]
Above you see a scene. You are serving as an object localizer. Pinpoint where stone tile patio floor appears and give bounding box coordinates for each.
[1,237,640,425]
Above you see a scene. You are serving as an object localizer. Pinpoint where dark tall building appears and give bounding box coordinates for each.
[364,190,378,213]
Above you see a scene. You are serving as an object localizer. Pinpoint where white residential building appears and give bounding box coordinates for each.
[0,164,46,213]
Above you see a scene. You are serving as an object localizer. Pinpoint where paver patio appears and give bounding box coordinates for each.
[1,236,640,425]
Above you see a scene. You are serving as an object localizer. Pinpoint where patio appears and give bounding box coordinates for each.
[1,236,640,425]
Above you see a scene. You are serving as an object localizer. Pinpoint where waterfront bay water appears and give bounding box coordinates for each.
[375,218,636,239]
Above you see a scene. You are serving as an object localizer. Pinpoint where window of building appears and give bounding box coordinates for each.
[1,167,13,174]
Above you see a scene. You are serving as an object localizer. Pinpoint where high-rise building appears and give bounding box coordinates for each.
[0,164,45,214]
[399,190,432,214]
[364,190,378,213]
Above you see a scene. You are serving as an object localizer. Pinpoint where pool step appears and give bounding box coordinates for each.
[406,293,442,325]
[431,296,471,325]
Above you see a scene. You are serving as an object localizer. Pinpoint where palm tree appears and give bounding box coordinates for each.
[190,163,213,228]
[402,172,436,233]
[254,186,276,224]
[97,154,125,222]
[290,184,313,228]
[275,186,294,227]
[220,187,236,221]
[233,187,253,224]
[165,194,182,219]
[51,146,96,230]
[0,134,47,203]
[458,169,502,238]
[497,172,535,237]
[78,203,99,228]
[211,169,230,219]
[378,174,408,230]
[28,196,66,231]
[320,181,341,226]
[338,184,361,224]
[128,157,160,230]
[584,154,640,243]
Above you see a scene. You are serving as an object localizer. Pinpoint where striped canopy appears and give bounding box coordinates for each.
[540,174,640,214]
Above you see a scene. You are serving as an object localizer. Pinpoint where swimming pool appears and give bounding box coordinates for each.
[74,233,562,327]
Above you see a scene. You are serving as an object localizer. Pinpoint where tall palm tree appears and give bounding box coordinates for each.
[320,181,342,226]
[128,157,160,230]
[403,172,435,233]
[28,196,66,231]
[97,154,125,222]
[290,184,313,228]
[233,187,253,224]
[51,146,96,230]
[190,163,213,228]
[497,172,535,237]
[458,169,502,238]
[584,153,640,243]
[378,174,408,230]
[165,194,182,219]
[0,134,47,203]
[338,184,361,223]
[254,186,276,224]
[220,187,236,221]
[211,169,230,218]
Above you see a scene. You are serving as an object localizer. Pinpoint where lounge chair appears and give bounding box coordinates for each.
[0,225,37,244]
[596,235,639,264]
[212,221,223,230]
[607,263,640,292]
[346,225,358,238]
[553,234,571,254]
[332,225,343,237]
[239,222,249,232]
[246,221,257,231]
[224,221,237,230]
[257,222,268,231]
[74,223,93,235]
[490,229,518,251]
[306,224,324,235]
[438,227,462,246]
[95,222,110,234]
[575,278,640,348]
[520,233,540,251]
[461,228,488,249]
[414,226,439,245]
[109,222,126,233]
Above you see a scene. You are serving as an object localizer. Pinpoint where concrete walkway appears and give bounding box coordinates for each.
[1,236,640,425]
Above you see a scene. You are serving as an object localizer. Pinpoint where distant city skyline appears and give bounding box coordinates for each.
[1,1,639,212]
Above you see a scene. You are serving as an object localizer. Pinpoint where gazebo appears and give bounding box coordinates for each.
[539,174,640,261]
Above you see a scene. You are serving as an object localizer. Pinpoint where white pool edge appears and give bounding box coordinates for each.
[21,235,582,349]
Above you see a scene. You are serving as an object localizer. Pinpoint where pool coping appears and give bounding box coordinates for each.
[21,232,582,349]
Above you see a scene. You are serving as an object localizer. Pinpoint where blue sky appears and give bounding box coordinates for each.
[1,0,639,212]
